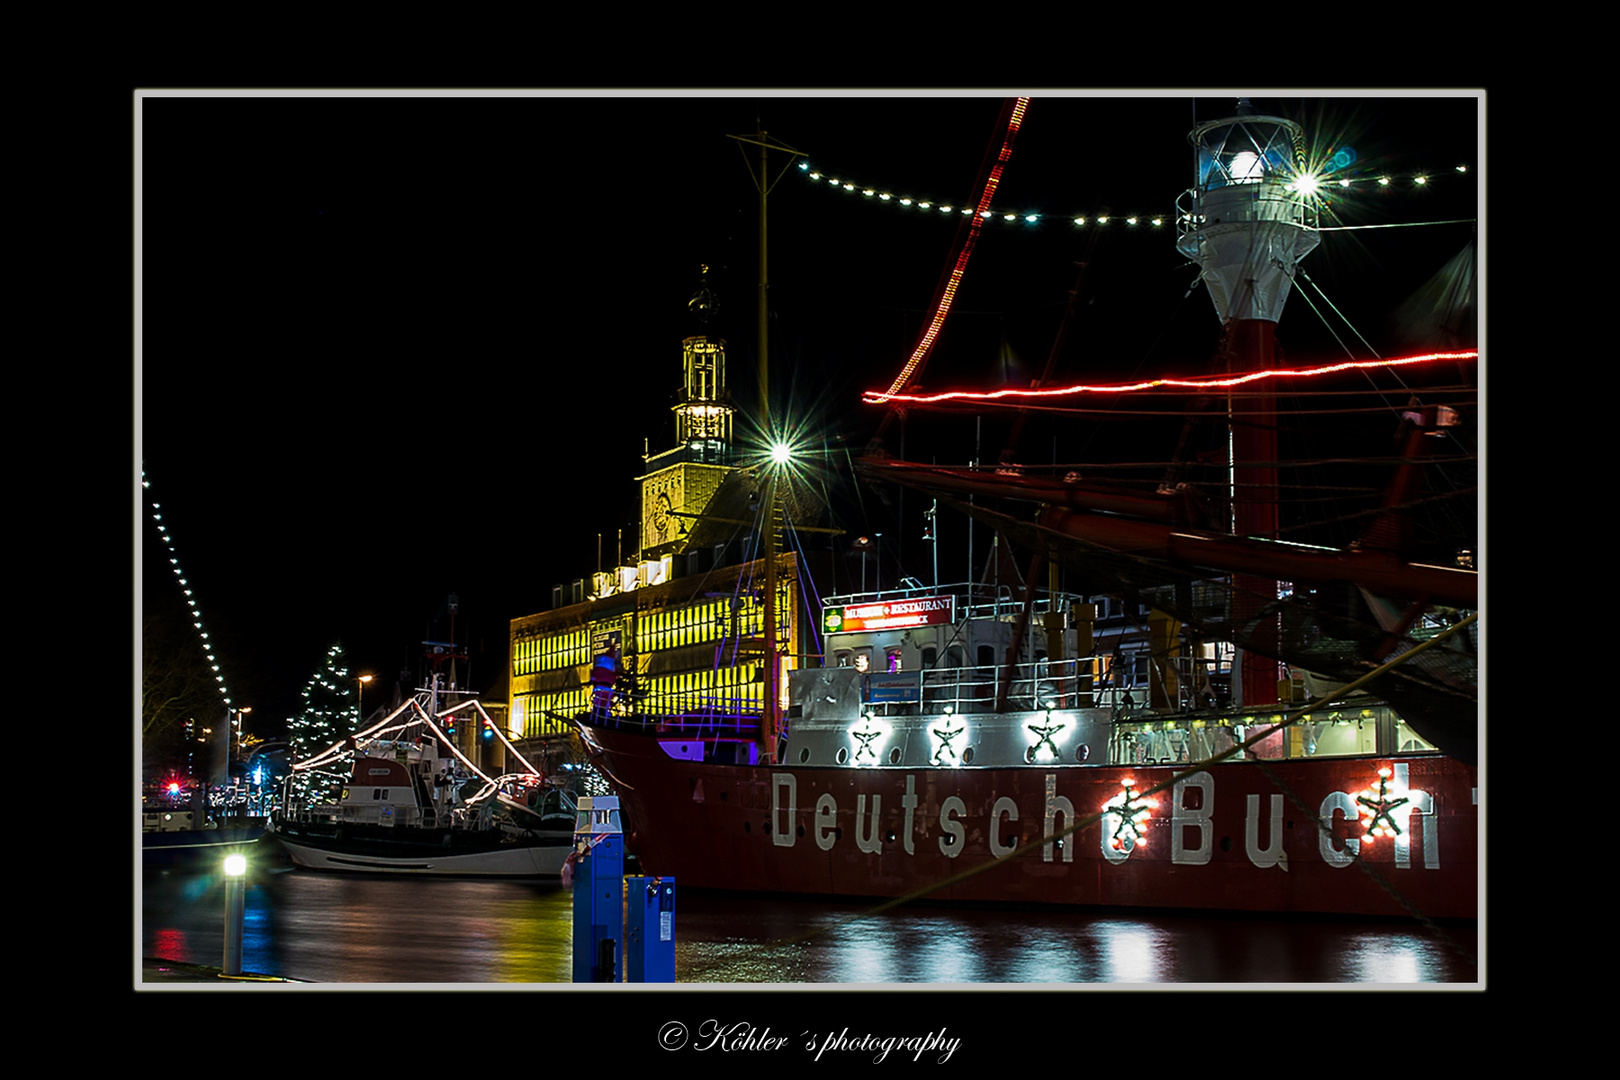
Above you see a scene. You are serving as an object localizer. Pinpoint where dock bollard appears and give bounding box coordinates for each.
[624,876,676,982]
[222,852,246,976]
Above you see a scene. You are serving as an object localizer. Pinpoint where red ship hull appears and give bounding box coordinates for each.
[582,724,1478,920]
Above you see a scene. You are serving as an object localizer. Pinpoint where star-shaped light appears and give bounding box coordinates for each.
[1103,777,1158,852]
[1355,766,1410,844]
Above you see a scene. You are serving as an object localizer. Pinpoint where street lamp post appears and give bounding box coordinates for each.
[356,674,374,726]
[223,852,247,976]
[233,707,251,762]
[231,707,251,811]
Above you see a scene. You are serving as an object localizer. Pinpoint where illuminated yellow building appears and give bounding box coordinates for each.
[509,315,808,740]
[510,554,802,738]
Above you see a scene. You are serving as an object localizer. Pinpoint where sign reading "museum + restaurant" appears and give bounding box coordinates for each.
[822,595,955,635]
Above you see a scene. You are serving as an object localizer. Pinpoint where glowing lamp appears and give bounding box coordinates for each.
[224,853,247,877]
[1175,100,1319,324]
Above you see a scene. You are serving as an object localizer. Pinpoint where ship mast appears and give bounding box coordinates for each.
[1174,98,1319,708]
[728,121,803,762]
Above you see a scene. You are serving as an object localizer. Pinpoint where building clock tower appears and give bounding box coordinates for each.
[639,268,736,558]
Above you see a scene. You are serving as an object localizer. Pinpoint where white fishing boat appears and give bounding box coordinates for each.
[268,681,575,877]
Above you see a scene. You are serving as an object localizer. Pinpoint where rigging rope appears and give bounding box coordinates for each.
[869,98,1030,407]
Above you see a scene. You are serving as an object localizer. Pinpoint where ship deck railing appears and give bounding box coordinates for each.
[855,654,1235,717]
[274,803,488,830]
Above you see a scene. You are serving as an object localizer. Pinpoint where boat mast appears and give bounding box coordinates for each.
[758,124,778,761]
[728,121,803,762]
[1174,98,1319,707]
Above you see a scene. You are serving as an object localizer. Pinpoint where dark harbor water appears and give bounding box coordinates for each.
[139,854,1479,987]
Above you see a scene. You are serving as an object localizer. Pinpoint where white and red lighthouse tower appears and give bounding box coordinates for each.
[1175,99,1320,707]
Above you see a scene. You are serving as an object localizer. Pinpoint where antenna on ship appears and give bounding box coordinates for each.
[1174,98,1320,708]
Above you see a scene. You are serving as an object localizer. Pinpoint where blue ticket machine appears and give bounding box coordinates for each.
[571,795,624,983]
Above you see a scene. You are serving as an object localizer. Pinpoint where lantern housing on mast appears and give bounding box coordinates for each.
[1175,99,1320,323]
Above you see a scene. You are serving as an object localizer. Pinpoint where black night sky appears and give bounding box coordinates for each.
[136,90,1481,739]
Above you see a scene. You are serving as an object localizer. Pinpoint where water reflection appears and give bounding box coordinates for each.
[141,863,1478,986]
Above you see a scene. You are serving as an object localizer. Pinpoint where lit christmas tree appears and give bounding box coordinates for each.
[286,642,355,806]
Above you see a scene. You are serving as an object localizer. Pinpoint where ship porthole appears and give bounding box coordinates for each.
[1076,743,1090,763]
[796,824,805,838]
[835,748,848,765]
[888,747,902,765]
[1220,835,1232,852]
[1024,746,1036,763]
[962,747,974,765]
[799,748,810,763]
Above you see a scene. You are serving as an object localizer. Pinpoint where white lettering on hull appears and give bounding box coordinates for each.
[1245,794,1288,870]
[901,776,918,856]
[815,793,837,851]
[1392,763,1436,870]
[990,797,1018,858]
[938,796,965,857]
[1171,771,1213,866]
[856,795,882,853]
[1043,773,1075,864]
[1319,791,1361,867]
[766,767,1444,873]
[1100,806,1132,864]
[772,773,796,848]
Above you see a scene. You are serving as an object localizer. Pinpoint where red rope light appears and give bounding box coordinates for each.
[863,350,1478,406]
[871,98,1030,404]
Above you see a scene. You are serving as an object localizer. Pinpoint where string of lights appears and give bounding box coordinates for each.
[864,350,1478,407]
[799,156,1471,234]
[143,467,236,712]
